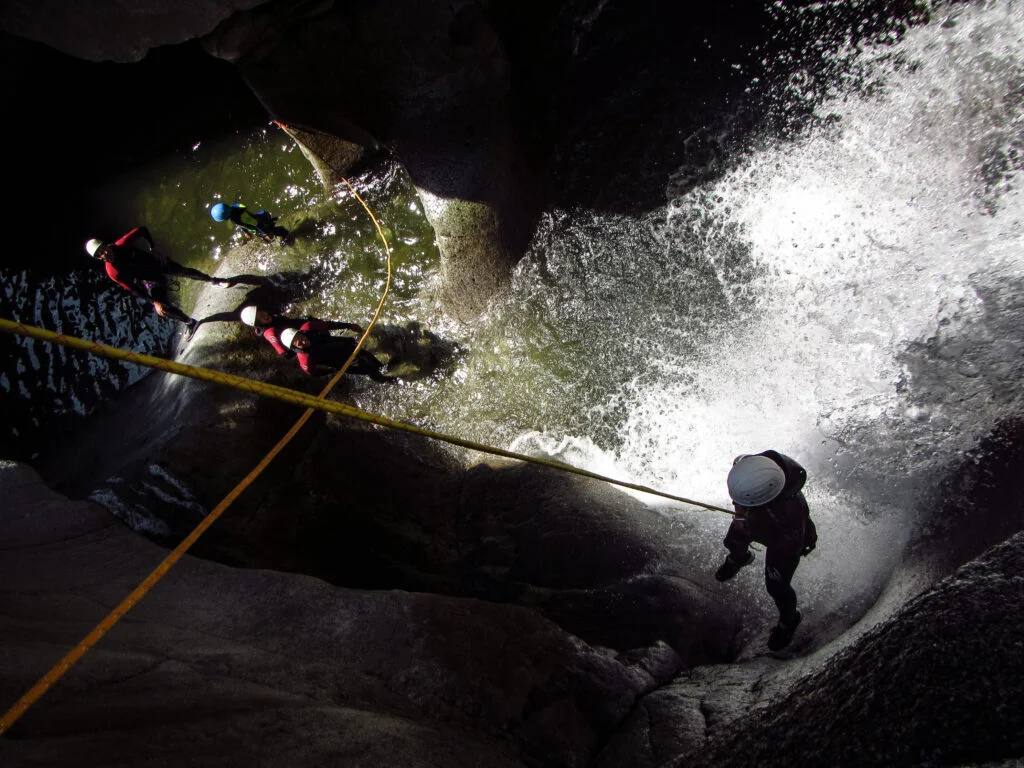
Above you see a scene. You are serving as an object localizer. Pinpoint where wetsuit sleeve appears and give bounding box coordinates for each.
[803,516,818,553]
[762,450,807,497]
[115,227,141,247]
[105,262,152,301]
[134,227,155,249]
[302,319,329,334]
[295,349,316,375]
[263,326,290,355]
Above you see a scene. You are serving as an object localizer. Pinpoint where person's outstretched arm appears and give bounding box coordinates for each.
[196,311,242,324]
[323,320,364,334]
[129,227,155,249]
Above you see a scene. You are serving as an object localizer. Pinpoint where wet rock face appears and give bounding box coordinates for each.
[0,0,270,62]
[0,462,672,768]
[669,531,1024,768]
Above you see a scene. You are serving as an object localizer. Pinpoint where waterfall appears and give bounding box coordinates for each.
[414,0,1023,635]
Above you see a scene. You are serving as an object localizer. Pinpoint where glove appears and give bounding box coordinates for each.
[801,518,818,557]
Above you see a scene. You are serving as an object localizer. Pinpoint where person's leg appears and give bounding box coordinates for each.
[164,259,217,283]
[149,284,197,335]
[355,351,394,382]
[255,212,277,240]
[716,521,755,581]
[317,338,359,372]
[764,550,801,623]
[724,522,753,561]
[764,550,802,650]
[156,302,193,325]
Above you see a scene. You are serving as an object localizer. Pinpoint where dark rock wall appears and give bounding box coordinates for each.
[671,531,1024,768]
[0,462,665,767]
[0,0,269,62]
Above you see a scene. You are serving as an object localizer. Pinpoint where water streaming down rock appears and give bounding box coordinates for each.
[2,4,1020,618]
[406,0,1024,639]
[0,2,1021,765]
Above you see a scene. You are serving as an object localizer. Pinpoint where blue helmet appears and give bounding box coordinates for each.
[210,203,230,222]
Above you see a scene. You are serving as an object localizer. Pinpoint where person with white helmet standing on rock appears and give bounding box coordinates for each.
[280,320,391,382]
[716,451,817,651]
[237,304,363,356]
[84,226,234,341]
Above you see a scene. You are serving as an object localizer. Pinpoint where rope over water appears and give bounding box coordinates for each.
[0,317,735,516]
[0,169,731,735]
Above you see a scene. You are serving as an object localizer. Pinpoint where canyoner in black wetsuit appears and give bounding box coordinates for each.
[715,450,818,651]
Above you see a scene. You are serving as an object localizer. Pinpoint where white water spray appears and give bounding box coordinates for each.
[419,1,1024,639]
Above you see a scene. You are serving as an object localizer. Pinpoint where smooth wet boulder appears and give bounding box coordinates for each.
[199,0,540,319]
[0,461,672,767]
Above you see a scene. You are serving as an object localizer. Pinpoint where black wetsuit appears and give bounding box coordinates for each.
[724,451,817,621]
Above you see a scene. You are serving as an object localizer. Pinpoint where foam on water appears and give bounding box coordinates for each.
[418,1,1024,637]
[632,0,1024,507]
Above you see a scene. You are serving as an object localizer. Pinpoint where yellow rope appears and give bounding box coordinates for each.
[0,172,733,734]
[0,174,393,736]
[0,319,735,515]
[0,314,732,733]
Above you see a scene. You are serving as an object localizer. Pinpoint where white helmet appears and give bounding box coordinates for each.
[727,454,786,506]
[280,327,300,350]
[239,305,259,327]
[85,238,105,257]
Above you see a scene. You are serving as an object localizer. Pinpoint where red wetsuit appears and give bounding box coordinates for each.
[255,315,304,356]
[103,227,167,300]
[101,227,214,325]
[294,320,384,379]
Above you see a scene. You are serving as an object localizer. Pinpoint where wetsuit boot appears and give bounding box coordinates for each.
[715,551,755,582]
[768,609,802,651]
